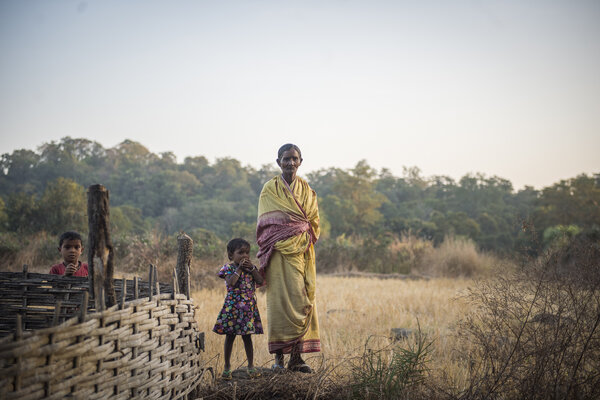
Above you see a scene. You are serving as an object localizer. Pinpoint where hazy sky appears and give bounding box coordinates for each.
[1,0,598,190]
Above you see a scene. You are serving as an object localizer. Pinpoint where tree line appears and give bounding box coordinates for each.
[1,137,598,259]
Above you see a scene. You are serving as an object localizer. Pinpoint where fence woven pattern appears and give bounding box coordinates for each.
[0,272,172,337]
[0,292,205,400]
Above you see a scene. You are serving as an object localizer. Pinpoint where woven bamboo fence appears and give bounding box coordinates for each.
[0,268,172,337]
[0,270,205,399]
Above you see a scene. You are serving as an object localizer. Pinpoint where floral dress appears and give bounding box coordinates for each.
[213,263,263,335]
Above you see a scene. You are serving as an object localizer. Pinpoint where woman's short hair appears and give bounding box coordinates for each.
[277,143,302,160]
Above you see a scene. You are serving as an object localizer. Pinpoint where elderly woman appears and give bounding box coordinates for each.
[256,143,320,373]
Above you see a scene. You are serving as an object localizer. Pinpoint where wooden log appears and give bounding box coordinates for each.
[176,233,193,299]
[87,184,116,307]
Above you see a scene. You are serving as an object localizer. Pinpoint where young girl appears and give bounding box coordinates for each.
[213,238,264,380]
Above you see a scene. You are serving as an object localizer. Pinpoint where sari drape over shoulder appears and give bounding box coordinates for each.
[256,175,321,354]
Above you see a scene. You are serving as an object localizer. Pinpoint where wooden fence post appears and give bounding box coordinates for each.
[87,184,116,307]
[176,232,193,299]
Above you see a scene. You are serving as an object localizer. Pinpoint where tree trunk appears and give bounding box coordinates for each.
[87,184,116,307]
[176,232,193,298]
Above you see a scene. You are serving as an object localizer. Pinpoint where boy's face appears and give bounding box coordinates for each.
[59,239,83,265]
[229,246,250,266]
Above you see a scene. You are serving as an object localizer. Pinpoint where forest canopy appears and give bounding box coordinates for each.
[1,137,598,260]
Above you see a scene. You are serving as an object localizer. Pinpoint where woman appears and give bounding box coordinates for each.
[256,143,320,373]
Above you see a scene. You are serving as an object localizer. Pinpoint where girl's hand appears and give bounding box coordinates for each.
[239,258,253,272]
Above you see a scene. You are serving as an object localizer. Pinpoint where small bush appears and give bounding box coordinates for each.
[350,332,433,399]
[416,236,500,277]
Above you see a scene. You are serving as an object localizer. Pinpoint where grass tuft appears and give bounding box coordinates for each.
[350,330,433,399]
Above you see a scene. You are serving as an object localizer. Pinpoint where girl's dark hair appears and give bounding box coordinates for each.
[59,231,83,247]
[277,143,302,160]
[227,238,250,258]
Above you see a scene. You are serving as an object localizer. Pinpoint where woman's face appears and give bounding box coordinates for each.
[277,149,302,177]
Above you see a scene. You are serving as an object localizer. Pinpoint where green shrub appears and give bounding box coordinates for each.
[350,331,433,399]
[543,224,582,250]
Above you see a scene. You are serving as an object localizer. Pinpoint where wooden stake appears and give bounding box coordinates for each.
[172,268,179,299]
[120,277,127,309]
[186,264,191,300]
[87,184,116,306]
[154,264,160,296]
[80,292,89,322]
[149,265,154,301]
[176,233,193,299]
[52,301,62,326]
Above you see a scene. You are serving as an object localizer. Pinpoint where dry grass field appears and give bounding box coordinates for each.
[193,275,474,391]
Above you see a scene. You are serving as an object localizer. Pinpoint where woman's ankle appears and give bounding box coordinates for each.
[275,353,284,366]
[289,355,304,367]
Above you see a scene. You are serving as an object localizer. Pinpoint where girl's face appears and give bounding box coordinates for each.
[229,246,250,265]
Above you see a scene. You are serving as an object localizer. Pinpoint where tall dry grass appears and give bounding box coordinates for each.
[0,231,58,271]
[415,236,506,278]
[193,275,475,394]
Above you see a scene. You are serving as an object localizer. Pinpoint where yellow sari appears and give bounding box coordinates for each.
[256,175,320,354]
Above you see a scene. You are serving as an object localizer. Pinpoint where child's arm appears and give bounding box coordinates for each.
[249,265,264,285]
[224,265,243,287]
[240,259,264,285]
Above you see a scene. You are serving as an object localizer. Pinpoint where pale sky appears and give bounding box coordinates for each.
[1,0,598,190]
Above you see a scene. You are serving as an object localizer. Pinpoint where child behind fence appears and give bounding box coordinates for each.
[49,231,88,277]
